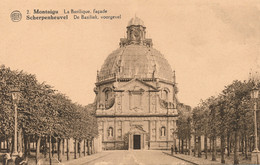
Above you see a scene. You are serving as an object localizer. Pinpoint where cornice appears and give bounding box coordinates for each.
[96,114,178,118]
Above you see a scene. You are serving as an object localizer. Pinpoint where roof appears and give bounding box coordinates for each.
[98,45,174,82]
[127,16,145,27]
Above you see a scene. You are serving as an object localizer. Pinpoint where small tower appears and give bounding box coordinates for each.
[127,16,146,45]
[120,16,153,47]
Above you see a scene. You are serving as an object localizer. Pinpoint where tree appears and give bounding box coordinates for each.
[0,65,99,163]
[222,80,253,164]
[176,103,192,154]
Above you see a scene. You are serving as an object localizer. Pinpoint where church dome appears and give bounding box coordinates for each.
[97,18,174,83]
[98,45,174,82]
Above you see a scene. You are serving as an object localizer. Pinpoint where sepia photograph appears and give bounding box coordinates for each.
[1,0,260,164]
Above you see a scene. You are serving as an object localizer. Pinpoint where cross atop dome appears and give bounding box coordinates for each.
[120,17,153,47]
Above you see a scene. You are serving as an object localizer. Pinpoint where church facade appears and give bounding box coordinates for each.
[94,17,179,150]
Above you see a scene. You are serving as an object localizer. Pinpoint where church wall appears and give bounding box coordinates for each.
[97,116,177,150]
[95,79,178,150]
[121,91,130,114]
[96,80,178,115]
[124,89,151,114]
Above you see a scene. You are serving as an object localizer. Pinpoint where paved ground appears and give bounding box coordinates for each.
[0,150,254,165]
[163,151,220,165]
[70,150,192,165]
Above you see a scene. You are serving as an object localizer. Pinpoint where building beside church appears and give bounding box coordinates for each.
[94,17,179,150]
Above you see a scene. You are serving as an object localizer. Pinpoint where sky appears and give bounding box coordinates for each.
[1,0,260,107]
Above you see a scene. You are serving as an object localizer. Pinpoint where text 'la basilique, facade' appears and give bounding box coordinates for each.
[94,17,179,150]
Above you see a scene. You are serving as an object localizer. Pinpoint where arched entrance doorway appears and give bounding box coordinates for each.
[128,125,147,150]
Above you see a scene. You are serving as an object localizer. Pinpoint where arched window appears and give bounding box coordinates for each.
[162,90,168,100]
[108,127,113,137]
[105,90,110,101]
[103,87,112,102]
[161,126,166,137]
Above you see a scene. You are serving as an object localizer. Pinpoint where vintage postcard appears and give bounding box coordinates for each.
[1,0,260,165]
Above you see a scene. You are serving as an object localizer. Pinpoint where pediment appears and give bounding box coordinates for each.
[129,125,147,134]
[116,78,157,91]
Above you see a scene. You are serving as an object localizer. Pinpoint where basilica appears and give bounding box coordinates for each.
[94,17,179,150]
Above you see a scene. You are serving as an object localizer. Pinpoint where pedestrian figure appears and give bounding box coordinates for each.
[6,155,14,165]
[175,146,178,154]
[171,145,174,155]
[3,153,11,165]
[15,152,27,165]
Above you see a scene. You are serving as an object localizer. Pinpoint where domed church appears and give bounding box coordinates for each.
[94,17,179,150]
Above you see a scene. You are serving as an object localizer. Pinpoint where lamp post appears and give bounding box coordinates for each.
[10,87,20,156]
[251,85,260,164]
[172,130,177,154]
